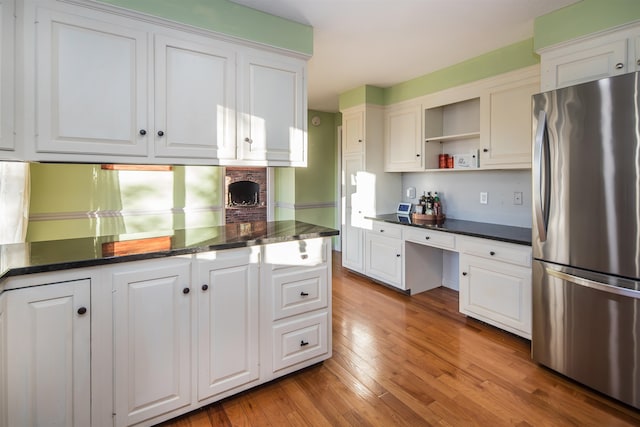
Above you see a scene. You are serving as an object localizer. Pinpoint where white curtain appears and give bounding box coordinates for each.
[0,162,30,244]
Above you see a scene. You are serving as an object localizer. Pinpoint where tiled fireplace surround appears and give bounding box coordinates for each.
[224,167,267,224]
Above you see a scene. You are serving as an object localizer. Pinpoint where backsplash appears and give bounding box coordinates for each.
[402,169,532,228]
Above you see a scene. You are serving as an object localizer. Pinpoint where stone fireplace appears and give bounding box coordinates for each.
[225,167,267,224]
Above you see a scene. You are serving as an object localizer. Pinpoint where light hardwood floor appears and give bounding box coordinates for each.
[160,251,640,426]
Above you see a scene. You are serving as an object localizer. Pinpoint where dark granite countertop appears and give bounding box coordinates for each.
[369,214,531,246]
[0,220,339,281]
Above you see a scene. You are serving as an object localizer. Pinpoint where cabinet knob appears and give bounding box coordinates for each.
[416,154,421,157]
[637,59,640,67]
[615,62,624,70]
[462,272,468,276]
[483,148,489,153]
[202,284,209,291]
[490,251,496,256]
[300,291,309,297]
[425,236,430,240]
[380,229,385,233]
[244,137,252,144]
[358,139,362,143]
[157,130,164,137]
[300,340,309,347]
[77,306,87,315]
[139,129,147,135]
[396,254,401,257]
[183,287,190,294]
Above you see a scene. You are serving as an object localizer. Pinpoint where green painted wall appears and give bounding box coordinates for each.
[534,0,640,51]
[338,85,385,111]
[97,0,313,55]
[27,164,224,242]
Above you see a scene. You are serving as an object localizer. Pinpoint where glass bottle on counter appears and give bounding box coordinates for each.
[425,191,434,215]
[433,192,442,216]
[419,192,427,214]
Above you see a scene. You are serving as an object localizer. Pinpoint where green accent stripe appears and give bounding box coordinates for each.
[384,39,538,105]
[97,0,313,55]
[534,0,640,51]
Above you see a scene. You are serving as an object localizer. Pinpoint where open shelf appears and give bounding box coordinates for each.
[424,131,480,143]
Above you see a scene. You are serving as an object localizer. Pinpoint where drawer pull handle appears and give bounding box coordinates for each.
[489,251,496,256]
[300,340,309,347]
[183,287,190,294]
[425,236,430,240]
[396,254,401,257]
[77,307,87,315]
[301,254,308,260]
[202,284,209,291]
[300,291,309,297]
[615,62,624,69]
[462,272,468,276]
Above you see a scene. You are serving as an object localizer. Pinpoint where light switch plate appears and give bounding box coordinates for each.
[480,192,488,204]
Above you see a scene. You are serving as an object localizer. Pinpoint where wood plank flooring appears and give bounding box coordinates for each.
[160,251,640,426]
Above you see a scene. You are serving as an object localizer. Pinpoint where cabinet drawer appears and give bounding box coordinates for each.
[272,311,329,371]
[272,265,328,320]
[263,238,327,270]
[403,227,455,250]
[460,238,531,267]
[371,221,402,239]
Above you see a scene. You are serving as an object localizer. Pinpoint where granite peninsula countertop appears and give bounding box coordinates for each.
[0,220,339,281]
[369,214,531,246]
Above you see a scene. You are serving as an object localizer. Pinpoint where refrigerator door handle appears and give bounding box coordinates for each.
[546,268,640,299]
[533,110,549,242]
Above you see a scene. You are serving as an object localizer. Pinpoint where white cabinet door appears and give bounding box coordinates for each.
[540,38,628,91]
[342,153,365,273]
[112,258,192,427]
[459,254,532,338]
[480,79,539,168]
[0,0,14,156]
[5,279,91,427]
[0,293,4,427]
[154,34,236,161]
[364,231,403,288]
[384,103,423,171]
[342,108,364,154]
[35,7,148,158]
[238,50,306,165]
[196,249,259,401]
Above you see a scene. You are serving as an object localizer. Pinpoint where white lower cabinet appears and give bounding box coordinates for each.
[112,258,193,427]
[265,238,332,375]
[458,237,532,338]
[3,278,91,427]
[364,222,403,289]
[196,248,259,401]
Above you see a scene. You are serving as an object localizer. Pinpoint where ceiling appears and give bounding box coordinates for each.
[230,0,579,112]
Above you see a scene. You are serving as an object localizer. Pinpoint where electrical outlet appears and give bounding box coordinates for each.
[480,192,488,205]
[513,191,523,205]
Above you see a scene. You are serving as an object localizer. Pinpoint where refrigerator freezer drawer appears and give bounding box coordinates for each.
[532,260,640,409]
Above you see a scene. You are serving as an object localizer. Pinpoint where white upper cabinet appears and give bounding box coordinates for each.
[539,22,640,91]
[20,0,308,166]
[237,49,307,166]
[342,108,364,154]
[0,0,14,158]
[480,70,539,168]
[384,102,423,172]
[33,6,149,159]
[154,34,237,161]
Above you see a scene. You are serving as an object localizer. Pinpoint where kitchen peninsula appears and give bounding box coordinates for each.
[0,220,338,427]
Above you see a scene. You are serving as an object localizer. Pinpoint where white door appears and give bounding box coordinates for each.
[112,258,192,427]
[154,34,236,161]
[5,279,91,427]
[0,0,14,155]
[342,154,365,272]
[35,8,148,157]
[238,50,306,165]
[197,249,259,400]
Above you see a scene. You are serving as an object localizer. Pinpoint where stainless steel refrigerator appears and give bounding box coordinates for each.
[532,71,640,409]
